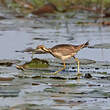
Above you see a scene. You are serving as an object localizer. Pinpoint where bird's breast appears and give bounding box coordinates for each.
[61,55,73,60]
[51,52,75,61]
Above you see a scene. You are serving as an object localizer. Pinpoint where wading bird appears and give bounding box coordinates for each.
[32,41,89,76]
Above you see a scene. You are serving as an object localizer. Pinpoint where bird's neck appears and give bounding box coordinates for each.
[42,47,50,53]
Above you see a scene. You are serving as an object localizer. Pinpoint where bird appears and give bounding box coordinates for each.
[32,41,89,76]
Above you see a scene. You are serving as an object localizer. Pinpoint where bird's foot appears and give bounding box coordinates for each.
[76,72,83,79]
[16,65,24,71]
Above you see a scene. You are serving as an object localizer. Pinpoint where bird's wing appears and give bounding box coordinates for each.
[51,44,76,56]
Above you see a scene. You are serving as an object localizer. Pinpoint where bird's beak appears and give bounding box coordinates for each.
[31,48,46,59]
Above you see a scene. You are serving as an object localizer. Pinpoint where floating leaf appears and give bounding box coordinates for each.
[16,58,49,70]
[89,43,110,49]
[0,59,20,67]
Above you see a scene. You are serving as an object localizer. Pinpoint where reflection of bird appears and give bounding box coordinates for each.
[33,41,89,75]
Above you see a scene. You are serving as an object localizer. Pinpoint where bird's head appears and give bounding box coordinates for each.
[31,45,49,59]
[31,45,48,59]
[36,45,45,51]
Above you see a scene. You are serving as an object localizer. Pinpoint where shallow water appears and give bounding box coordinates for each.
[0,7,110,110]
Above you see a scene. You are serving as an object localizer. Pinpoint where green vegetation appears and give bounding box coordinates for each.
[1,0,110,13]
[16,58,49,70]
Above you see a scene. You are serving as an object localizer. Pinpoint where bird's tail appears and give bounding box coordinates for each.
[78,41,89,49]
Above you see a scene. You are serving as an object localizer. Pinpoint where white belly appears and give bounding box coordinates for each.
[52,52,76,61]
[61,55,72,60]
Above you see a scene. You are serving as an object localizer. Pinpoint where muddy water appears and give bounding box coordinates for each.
[0,8,110,110]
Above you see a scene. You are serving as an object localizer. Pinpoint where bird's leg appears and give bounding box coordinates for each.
[73,56,82,77]
[53,61,66,75]
[42,61,66,75]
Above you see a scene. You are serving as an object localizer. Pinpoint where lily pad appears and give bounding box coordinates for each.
[15,47,46,54]
[0,16,7,20]
[33,37,48,41]
[0,90,20,97]
[0,77,14,81]
[15,47,34,53]
[51,59,96,65]
[16,58,49,70]
[79,59,96,65]
[89,43,110,49]
[0,59,20,66]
